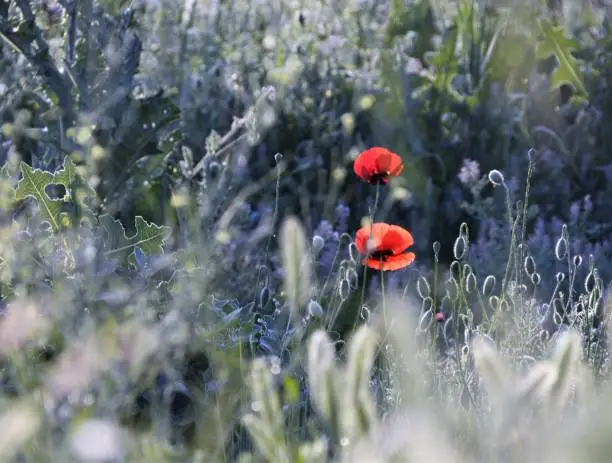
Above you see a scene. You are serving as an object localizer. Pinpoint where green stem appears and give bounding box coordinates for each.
[359,183,381,317]
[380,265,387,326]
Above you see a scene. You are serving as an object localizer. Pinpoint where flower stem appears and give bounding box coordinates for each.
[359,182,381,320]
[380,265,387,325]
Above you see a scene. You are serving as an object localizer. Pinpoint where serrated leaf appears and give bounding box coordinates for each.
[14,162,64,232]
[536,19,587,96]
[52,156,96,204]
[14,158,97,231]
[100,215,171,262]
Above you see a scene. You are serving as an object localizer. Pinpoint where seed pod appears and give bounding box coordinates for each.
[585,272,595,293]
[555,236,568,261]
[524,255,536,277]
[453,235,467,260]
[418,310,433,332]
[531,272,541,286]
[312,235,325,253]
[421,297,433,313]
[556,272,565,284]
[307,299,324,317]
[450,261,461,281]
[573,255,582,268]
[417,276,431,299]
[346,268,358,289]
[482,275,496,296]
[446,278,459,301]
[465,272,477,293]
[487,169,505,186]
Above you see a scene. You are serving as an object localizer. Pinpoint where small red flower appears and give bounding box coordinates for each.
[435,312,445,322]
[353,147,404,184]
[354,223,415,271]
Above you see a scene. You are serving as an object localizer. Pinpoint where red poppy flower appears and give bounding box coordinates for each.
[435,312,445,322]
[354,223,415,271]
[353,147,404,184]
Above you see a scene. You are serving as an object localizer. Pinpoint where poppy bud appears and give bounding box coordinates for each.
[274,153,283,163]
[339,279,350,299]
[487,169,505,186]
[555,236,568,260]
[312,235,325,253]
[432,241,441,256]
[453,235,466,260]
[523,255,536,276]
[346,268,358,288]
[482,275,496,296]
[307,299,324,317]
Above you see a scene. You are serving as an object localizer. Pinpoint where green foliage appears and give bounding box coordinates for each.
[536,18,588,99]
[100,215,171,262]
[14,156,96,231]
[2,0,612,462]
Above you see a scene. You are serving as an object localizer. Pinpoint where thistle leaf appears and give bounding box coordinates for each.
[536,19,587,97]
[14,157,97,231]
[14,162,64,232]
[100,215,171,263]
[52,156,96,204]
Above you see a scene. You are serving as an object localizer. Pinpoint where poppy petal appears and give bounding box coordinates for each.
[355,223,389,254]
[374,149,403,176]
[353,149,378,182]
[353,147,404,184]
[365,252,415,271]
[390,162,404,176]
[380,225,414,254]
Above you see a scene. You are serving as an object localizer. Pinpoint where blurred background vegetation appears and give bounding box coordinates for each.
[1,0,612,461]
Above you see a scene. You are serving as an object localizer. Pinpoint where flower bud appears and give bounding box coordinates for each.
[487,169,505,186]
[312,235,325,253]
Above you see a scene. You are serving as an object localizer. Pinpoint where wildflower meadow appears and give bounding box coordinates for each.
[2,0,612,461]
